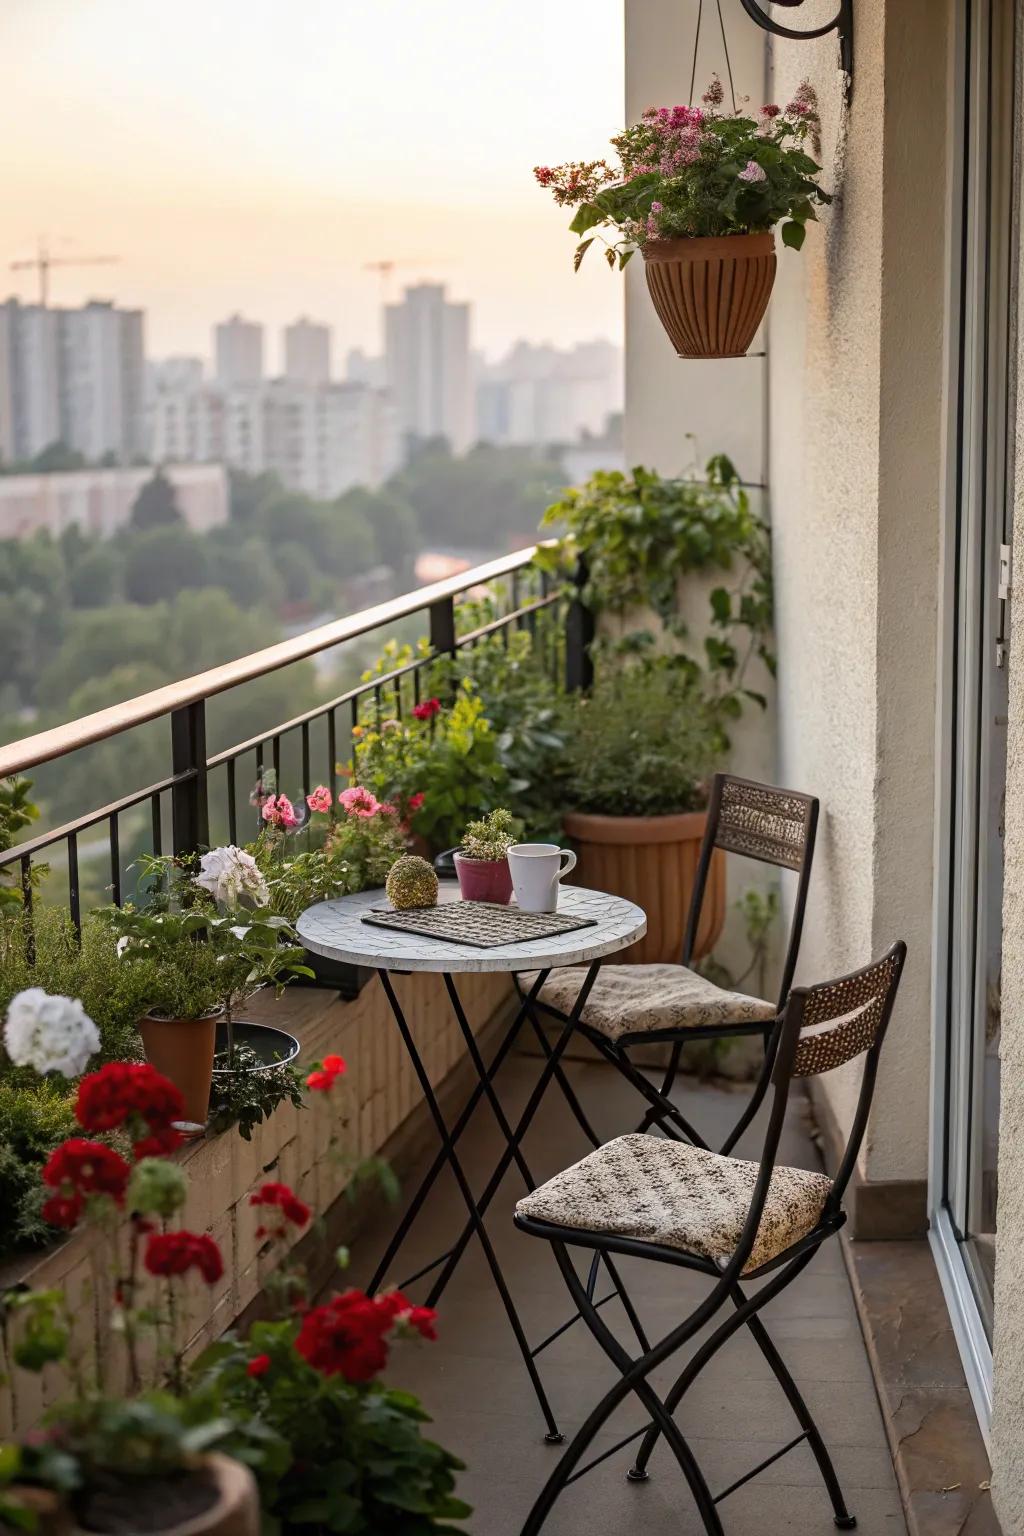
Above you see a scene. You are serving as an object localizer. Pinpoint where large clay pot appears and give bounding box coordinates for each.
[138,1010,220,1127]
[563,809,725,965]
[24,1455,259,1536]
[643,231,776,359]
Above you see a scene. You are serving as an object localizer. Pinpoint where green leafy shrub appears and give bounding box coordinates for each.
[561,663,722,818]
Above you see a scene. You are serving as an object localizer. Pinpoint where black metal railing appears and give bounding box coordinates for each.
[0,545,589,931]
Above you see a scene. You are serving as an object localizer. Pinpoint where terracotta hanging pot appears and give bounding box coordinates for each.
[563,809,725,965]
[138,1009,221,1126]
[642,231,777,359]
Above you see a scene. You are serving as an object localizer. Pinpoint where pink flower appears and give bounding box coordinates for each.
[650,200,663,213]
[306,785,333,815]
[760,103,781,118]
[534,166,554,186]
[262,794,299,829]
[338,785,382,818]
[702,77,724,107]
[738,160,767,183]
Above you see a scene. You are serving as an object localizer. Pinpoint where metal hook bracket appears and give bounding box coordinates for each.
[736,0,853,89]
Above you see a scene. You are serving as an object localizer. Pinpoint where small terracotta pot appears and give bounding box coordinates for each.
[138,1010,220,1127]
[454,853,513,904]
[563,809,725,964]
[643,231,777,358]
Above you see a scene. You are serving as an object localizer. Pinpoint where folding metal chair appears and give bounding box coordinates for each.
[517,773,819,1154]
[513,941,907,1535]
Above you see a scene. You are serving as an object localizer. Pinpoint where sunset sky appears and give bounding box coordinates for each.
[1,0,624,368]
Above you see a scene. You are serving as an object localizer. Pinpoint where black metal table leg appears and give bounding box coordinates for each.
[377,968,565,1442]
[424,960,603,1310]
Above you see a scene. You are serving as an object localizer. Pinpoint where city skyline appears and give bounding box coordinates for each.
[1,0,625,359]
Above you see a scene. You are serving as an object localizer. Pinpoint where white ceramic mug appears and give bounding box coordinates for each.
[508,843,577,913]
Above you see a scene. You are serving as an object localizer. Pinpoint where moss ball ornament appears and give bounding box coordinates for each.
[385,855,439,910]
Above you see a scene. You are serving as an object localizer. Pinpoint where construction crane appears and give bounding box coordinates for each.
[363,257,452,303]
[10,239,120,307]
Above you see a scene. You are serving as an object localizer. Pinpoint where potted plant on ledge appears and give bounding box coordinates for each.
[535,78,830,358]
[560,664,726,964]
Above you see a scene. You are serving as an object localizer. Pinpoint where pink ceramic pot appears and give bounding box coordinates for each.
[454,853,513,904]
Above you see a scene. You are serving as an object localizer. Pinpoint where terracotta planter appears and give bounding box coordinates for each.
[563,809,725,965]
[24,1455,258,1536]
[138,1010,220,1127]
[454,853,513,904]
[643,232,777,359]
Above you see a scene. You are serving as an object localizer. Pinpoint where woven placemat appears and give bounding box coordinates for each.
[361,902,597,949]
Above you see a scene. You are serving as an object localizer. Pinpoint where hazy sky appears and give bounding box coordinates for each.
[1,0,625,368]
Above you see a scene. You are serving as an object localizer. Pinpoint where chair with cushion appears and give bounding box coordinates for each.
[517,772,819,1152]
[513,941,907,1536]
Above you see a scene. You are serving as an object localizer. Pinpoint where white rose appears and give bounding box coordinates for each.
[195,846,270,910]
[3,988,101,1078]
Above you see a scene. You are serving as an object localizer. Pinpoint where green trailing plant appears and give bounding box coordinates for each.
[539,454,773,739]
[0,777,42,910]
[561,662,722,818]
[460,807,516,861]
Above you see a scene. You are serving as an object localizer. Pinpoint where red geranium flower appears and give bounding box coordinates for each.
[407,792,425,813]
[374,1289,438,1341]
[76,1062,184,1137]
[144,1230,224,1284]
[306,1053,347,1093]
[412,698,441,721]
[247,1353,271,1378]
[43,1139,131,1206]
[41,1192,83,1229]
[294,1290,392,1382]
[132,1126,185,1161]
[250,1181,311,1228]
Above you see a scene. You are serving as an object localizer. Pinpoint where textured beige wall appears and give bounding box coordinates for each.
[769,0,946,1184]
[989,14,1024,1517]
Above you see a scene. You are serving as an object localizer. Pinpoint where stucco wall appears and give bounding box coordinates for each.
[989,11,1024,1518]
[769,0,946,1187]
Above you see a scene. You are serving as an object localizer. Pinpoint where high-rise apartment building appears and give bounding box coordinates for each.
[0,297,143,465]
[214,314,263,386]
[384,284,473,454]
[149,380,399,499]
[283,318,331,386]
[475,339,623,449]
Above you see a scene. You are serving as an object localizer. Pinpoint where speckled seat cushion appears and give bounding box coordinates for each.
[517,963,776,1042]
[516,1133,833,1274]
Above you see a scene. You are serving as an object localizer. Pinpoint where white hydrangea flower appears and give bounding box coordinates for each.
[3,988,101,1078]
[195,845,270,910]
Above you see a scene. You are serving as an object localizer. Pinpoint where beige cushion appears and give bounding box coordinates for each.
[518,963,776,1042]
[516,1133,832,1274]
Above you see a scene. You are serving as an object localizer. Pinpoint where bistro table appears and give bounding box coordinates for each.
[297,883,646,1442]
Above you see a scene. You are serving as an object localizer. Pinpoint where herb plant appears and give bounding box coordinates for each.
[460,808,516,861]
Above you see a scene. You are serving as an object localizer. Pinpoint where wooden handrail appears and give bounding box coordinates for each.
[0,544,549,778]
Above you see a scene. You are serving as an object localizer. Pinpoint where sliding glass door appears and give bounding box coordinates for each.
[932,0,1017,1435]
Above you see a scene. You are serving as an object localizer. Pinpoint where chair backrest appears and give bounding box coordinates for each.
[724,941,906,1280]
[773,941,907,1209]
[682,773,820,1006]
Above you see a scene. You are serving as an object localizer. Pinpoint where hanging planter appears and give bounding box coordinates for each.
[643,231,776,359]
[535,78,830,360]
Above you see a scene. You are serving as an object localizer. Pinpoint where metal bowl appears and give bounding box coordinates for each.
[211,1019,300,1076]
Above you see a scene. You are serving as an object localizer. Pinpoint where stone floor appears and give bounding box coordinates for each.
[342,1049,907,1536]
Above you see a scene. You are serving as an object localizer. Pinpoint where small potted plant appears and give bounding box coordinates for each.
[561,665,726,963]
[535,78,830,358]
[454,809,516,904]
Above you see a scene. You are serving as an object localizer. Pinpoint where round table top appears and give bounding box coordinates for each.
[296,884,647,975]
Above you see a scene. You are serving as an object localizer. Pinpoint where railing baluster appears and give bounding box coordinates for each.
[565,555,595,692]
[109,814,121,905]
[374,684,382,728]
[170,700,209,859]
[151,793,163,856]
[301,722,311,793]
[21,855,34,963]
[349,697,359,780]
[429,593,457,659]
[227,759,237,844]
[328,710,337,802]
[393,677,402,721]
[67,833,81,937]
[272,735,281,790]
